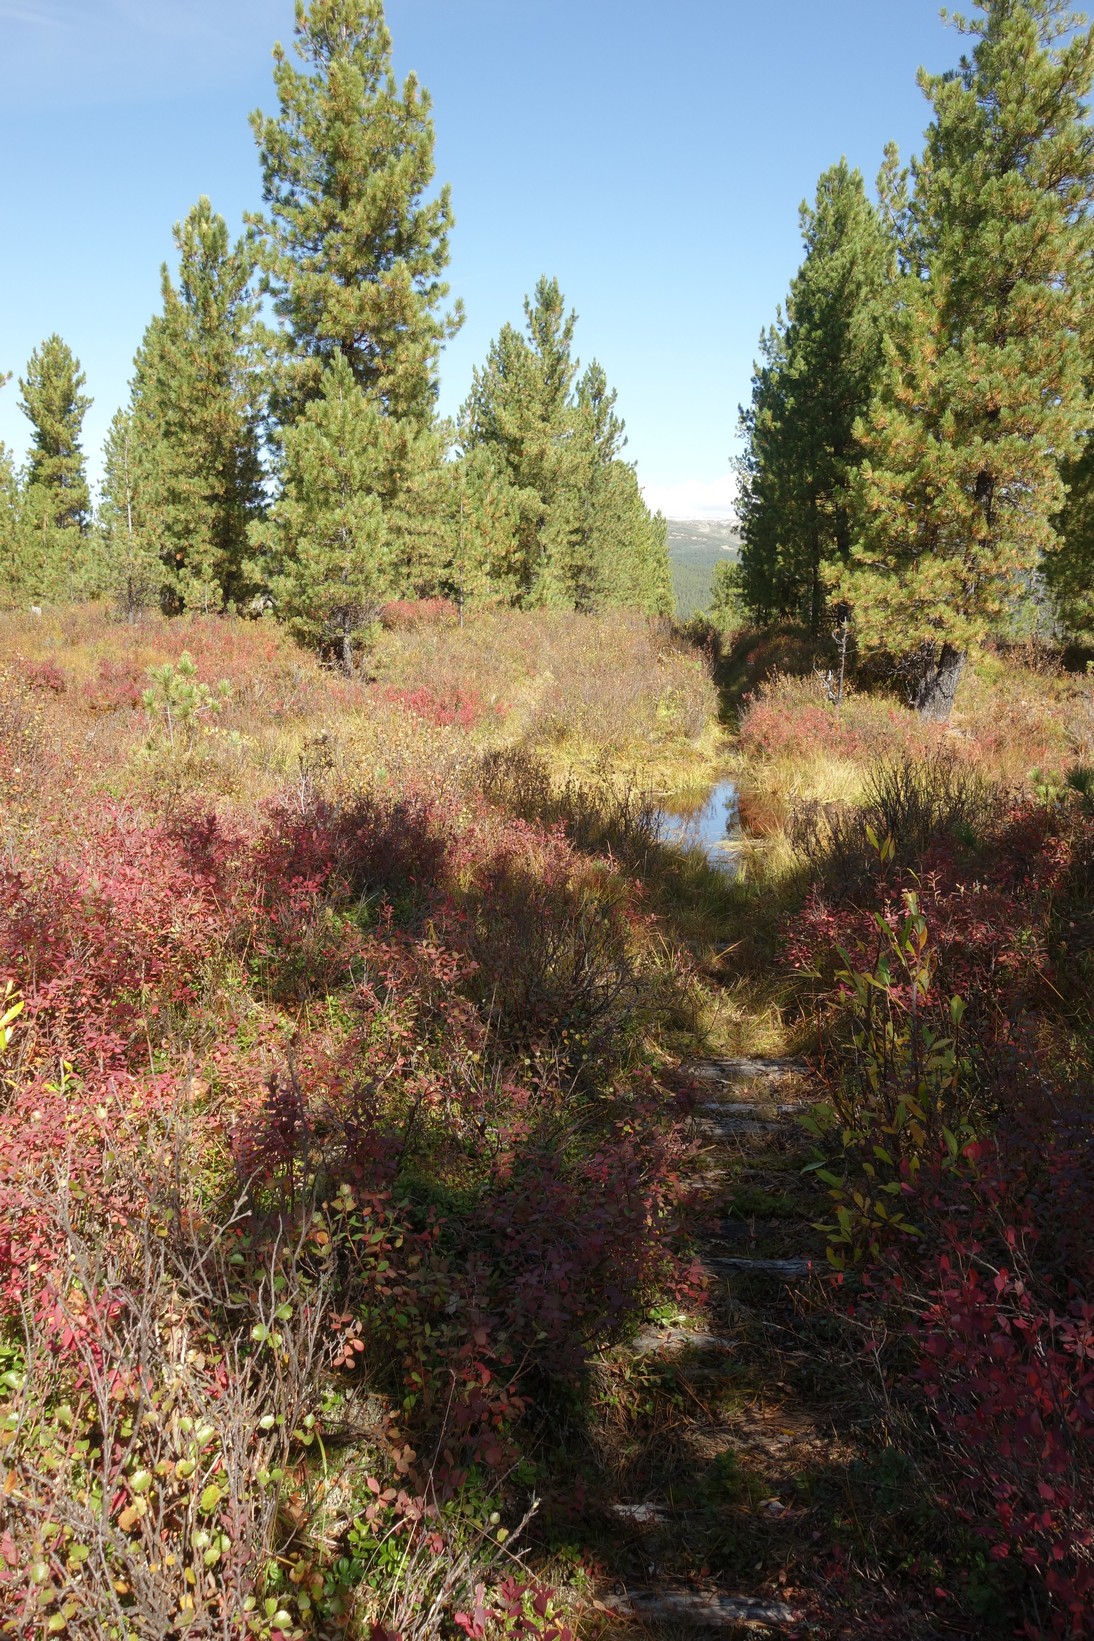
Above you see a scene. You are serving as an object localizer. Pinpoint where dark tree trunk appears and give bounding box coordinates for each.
[914,642,964,722]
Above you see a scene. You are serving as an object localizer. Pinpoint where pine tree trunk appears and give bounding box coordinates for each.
[809,550,822,639]
[914,642,964,722]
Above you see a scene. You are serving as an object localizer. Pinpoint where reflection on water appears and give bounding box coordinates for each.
[654,778,742,874]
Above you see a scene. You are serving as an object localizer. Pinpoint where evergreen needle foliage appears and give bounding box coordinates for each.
[10,336,92,604]
[249,0,462,428]
[461,276,672,615]
[736,161,891,634]
[838,0,1094,716]
[1052,436,1094,639]
[0,376,21,604]
[256,349,390,671]
[107,197,265,616]
[96,408,164,624]
[18,334,92,535]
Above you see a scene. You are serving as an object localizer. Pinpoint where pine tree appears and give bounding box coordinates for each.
[1050,436,1094,637]
[0,461,19,609]
[735,161,891,633]
[96,408,166,621]
[250,0,461,429]
[568,367,674,615]
[351,413,460,600]
[19,336,91,533]
[461,277,581,603]
[451,445,523,609]
[125,198,264,612]
[16,336,91,600]
[1043,421,1094,638]
[840,1,1094,717]
[462,278,670,612]
[710,558,747,630]
[586,460,674,614]
[734,321,790,624]
[0,373,20,608]
[255,350,390,671]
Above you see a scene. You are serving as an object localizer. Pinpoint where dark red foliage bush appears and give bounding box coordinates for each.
[82,656,146,712]
[0,805,229,1071]
[797,795,1094,1634]
[0,782,687,1486]
[19,656,67,693]
[740,694,867,760]
[914,1238,1094,1635]
[721,625,819,693]
[380,682,497,729]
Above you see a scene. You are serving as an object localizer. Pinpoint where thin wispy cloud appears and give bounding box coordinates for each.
[0,0,276,108]
[106,0,221,46]
[0,0,220,32]
[0,1,74,25]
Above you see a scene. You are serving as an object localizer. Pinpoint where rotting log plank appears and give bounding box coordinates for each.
[685,1057,808,1082]
[622,1587,798,1628]
[706,1255,813,1279]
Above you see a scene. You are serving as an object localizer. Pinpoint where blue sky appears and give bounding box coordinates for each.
[0,0,957,518]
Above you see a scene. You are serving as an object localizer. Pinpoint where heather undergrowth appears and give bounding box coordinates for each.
[705,629,1094,1637]
[0,604,720,1640]
[6,605,1094,1638]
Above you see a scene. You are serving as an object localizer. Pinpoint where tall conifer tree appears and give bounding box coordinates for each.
[451,445,523,608]
[735,161,891,633]
[249,0,461,428]
[462,278,670,612]
[15,337,92,602]
[256,351,390,671]
[840,0,1094,717]
[0,374,22,608]
[462,278,582,604]
[19,336,91,533]
[123,198,264,612]
[1050,436,1094,637]
[96,408,166,621]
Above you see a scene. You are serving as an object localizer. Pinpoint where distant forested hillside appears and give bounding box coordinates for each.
[667,518,740,617]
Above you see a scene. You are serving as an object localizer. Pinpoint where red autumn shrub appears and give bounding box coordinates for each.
[914,1242,1094,1636]
[470,1128,681,1367]
[19,656,67,694]
[787,792,1068,999]
[0,609,700,1634]
[82,655,146,712]
[154,613,294,686]
[855,1129,1094,1638]
[738,671,958,767]
[380,682,495,729]
[739,688,866,761]
[0,784,688,1470]
[0,804,231,1071]
[721,625,818,694]
[798,795,1094,1634]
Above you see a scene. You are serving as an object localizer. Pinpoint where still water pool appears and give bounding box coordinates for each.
[654,778,742,874]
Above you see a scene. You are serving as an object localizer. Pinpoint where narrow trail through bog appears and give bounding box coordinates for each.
[583,1057,843,1639]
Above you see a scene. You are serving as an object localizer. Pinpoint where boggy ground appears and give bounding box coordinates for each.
[570,630,1094,1640]
[1,606,1092,1640]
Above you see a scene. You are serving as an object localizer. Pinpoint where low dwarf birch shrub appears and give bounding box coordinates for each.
[796,793,1094,1633]
[0,758,694,1636]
